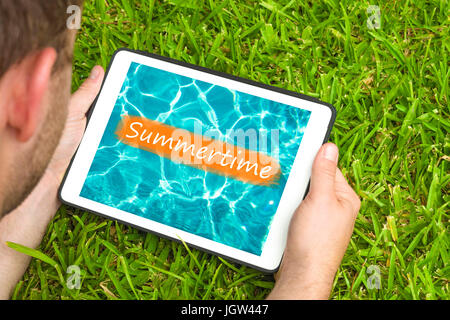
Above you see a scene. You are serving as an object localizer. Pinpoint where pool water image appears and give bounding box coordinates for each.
[80,62,311,255]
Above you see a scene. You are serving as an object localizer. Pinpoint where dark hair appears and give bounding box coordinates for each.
[0,0,83,78]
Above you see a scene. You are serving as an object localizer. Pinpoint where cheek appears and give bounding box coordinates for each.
[47,68,72,115]
[56,65,73,98]
[0,110,6,131]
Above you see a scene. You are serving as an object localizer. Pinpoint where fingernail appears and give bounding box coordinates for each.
[323,143,338,163]
[89,66,100,80]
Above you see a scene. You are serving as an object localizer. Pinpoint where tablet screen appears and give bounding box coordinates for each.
[79,62,311,256]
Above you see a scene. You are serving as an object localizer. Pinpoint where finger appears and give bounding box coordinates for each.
[335,168,361,215]
[309,142,339,197]
[335,168,352,193]
[68,65,104,116]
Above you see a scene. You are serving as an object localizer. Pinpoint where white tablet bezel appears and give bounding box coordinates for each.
[60,49,334,272]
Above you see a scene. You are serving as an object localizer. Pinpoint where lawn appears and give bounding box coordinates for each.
[11,0,449,299]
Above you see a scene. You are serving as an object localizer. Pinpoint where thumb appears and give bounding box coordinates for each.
[309,143,339,198]
[68,65,104,116]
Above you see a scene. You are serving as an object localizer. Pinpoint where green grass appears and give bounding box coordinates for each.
[11,0,449,300]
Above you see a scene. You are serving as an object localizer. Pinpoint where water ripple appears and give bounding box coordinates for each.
[80,62,311,255]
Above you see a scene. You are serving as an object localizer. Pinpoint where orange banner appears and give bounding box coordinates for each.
[115,116,281,186]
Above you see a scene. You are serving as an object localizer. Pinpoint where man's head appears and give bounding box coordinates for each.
[0,0,83,216]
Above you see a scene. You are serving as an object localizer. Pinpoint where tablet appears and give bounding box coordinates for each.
[59,48,336,272]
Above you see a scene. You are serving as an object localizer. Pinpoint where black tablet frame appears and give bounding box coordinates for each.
[58,48,336,273]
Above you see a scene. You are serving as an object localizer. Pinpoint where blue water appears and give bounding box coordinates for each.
[80,62,311,255]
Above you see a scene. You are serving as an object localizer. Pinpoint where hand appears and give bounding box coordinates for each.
[0,66,104,299]
[46,66,105,182]
[267,143,361,300]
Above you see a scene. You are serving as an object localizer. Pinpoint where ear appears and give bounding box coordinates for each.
[7,48,57,142]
